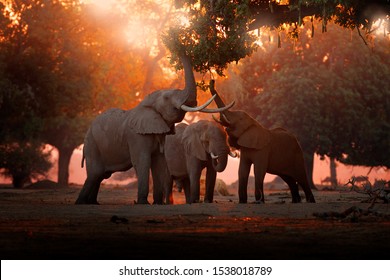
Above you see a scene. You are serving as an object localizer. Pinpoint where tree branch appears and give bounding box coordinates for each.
[248,3,321,31]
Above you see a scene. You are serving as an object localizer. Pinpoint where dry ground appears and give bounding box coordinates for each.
[0,183,389,260]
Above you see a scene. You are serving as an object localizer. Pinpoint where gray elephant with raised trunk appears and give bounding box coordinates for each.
[164,120,236,204]
[75,54,231,205]
[209,80,315,204]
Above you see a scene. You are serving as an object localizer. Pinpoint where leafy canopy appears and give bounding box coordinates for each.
[164,0,389,75]
[164,0,258,76]
[219,19,390,168]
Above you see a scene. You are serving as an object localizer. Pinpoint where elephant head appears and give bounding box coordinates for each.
[126,56,232,135]
[182,120,233,172]
[210,80,271,150]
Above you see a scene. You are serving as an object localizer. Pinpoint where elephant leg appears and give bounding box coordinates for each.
[296,174,316,203]
[76,175,104,204]
[164,177,174,205]
[134,154,151,204]
[75,158,105,204]
[151,152,169,205]
[182,179,191,204]
[187,158,203,203]
[280,175,301,203]
[204,167,217,203]
[238,158,252,203]
[253,163,266,203]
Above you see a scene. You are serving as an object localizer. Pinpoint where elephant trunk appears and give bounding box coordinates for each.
[209,80,226,108]
[209,80,231,125]
[211,153,228,172]
[180,54,197,107]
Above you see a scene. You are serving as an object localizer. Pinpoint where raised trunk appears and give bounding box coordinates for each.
[57,146,74,187]
[209,80,232,126]
[180,54,197,107]
[209,80,226,108]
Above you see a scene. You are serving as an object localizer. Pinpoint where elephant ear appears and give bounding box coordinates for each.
[127,107,171,135]
[237,124,271,150]
[182,124,208,161]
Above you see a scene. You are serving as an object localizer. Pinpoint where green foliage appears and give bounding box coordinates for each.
[2,1,97,147]
[167,0,389,74]
[0,1,99,185]
[164,0,258,76]
[220,20,390,168]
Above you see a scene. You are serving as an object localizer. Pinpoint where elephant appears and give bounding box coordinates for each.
[209,80,315,204]
[164,120,236,204]
[75,54,232,205]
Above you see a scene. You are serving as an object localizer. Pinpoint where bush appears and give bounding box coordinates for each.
[0,142,52,188]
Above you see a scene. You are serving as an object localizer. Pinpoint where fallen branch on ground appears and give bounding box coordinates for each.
[313,206,390,222]
[345,177,390,209]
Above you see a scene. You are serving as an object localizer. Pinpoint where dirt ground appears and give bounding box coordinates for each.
[1,183,389,260]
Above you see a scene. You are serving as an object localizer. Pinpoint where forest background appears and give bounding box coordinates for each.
[0,0,389,189]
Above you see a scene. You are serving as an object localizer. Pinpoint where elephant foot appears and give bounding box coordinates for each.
[152,201,164,205]
[306,195,316,203]
[135,199,150,205]
[292,196,302,203]
[253,200,264,204]
[75,200,99,205]
[189,197,200,203]
[75,197,99,205]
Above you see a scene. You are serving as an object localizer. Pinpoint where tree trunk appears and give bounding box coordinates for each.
[329,157,338,188]
[142,50,166,95]
[303,151,317,190]
[57,146,74,187]
[12,172,30,188]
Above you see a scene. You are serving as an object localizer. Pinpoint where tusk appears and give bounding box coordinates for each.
[180,94,216,112]
[210,152,219,159]
[221,113,231,125]
[229,151,238,158]
[199,101,235,113]
[212,114,223,124]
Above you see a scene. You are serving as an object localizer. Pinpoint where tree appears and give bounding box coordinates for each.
[216,20,390,187]
[0,142,52,188]
[0,0,188,186]
[0,4,52,187]
[169,0,389,74]
[0,70,52,188]
[0,0,100,186]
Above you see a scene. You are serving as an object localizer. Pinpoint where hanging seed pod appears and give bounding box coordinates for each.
[311,16,315,37]
[278,32,281,48]
[298,1,302,26]
[322,4,327,33]
[269,1,274,13]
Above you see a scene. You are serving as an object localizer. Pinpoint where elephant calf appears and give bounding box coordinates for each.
[164,120,234,204]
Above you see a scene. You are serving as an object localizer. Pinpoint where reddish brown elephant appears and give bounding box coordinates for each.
[210,80,315,204]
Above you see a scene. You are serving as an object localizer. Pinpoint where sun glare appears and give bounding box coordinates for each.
[371,17,390,37]
[84,0,117,11]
